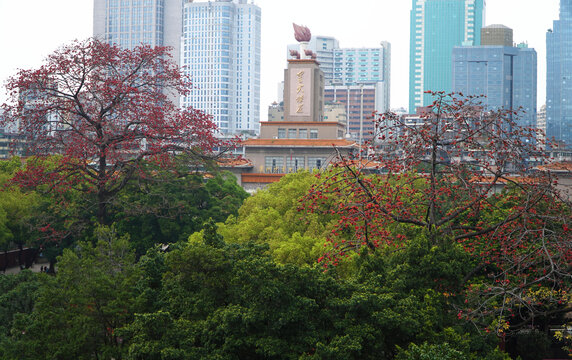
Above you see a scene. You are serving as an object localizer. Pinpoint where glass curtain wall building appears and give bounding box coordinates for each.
[409,0,485,113]
[93,0,183,61]
[452,44,537,129]
[546,0,572,147]
[181,0,261,135]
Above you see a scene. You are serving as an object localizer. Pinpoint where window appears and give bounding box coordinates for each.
[277,128,286,139]
[288,129,297,139]
[299,129,308,139]
[308,157,326,170]
[265,157,284,173]
[310,129,318,139]
[286,157,305,172]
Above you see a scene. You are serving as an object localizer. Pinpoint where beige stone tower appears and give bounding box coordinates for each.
[283,59,324,122]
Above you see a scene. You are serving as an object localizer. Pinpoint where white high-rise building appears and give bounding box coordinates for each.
[181,0,261,135]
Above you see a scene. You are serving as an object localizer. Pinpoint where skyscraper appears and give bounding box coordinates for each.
[452,26,537,129]
[181,0,261,135]
[409,0,485,112]
[546,0,572,147]
[93,0,183,61]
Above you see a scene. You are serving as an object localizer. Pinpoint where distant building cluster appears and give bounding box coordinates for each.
[93,0,261,136]
[3,0,571,167]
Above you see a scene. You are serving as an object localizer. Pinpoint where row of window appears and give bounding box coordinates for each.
[108,0,156,8]
[277,128,319,139]
[264,156,327,173]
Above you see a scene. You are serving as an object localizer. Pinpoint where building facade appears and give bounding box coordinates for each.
[309,36,340,85]
[546,0,572,147]
[324,84,385,142]
[93,0,183,60]
[537,104,547,147]
[409,0,485,112]
[181,0,261,135]
[452,41,537,129]
[331,43,391,89]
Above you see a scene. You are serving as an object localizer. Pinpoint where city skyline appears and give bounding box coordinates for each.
[0,0,560,120]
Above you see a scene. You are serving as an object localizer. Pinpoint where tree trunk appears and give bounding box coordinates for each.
[47,258,56,274]
[1,250,7,273]
[97,191,109,225]
[18,243,24,269]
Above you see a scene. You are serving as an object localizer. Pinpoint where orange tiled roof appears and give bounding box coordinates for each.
[243,139,356,147]
[535,162,572,173]
[217,157,253,168]
[469,175,540,185]
[332,158,386,170]
[241,173,284,183]
[260,121,344,126]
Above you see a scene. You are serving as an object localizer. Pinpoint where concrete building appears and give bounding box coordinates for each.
[409,0,485,112]
[331,44,391,89]
[546,0,572,147]
[452,27,537,129]
[180,0,261,136]
[308,36,340,85]
[324,84,384,142]
[267,102,347,127]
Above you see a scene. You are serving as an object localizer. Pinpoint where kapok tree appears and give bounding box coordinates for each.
[1,38,231,225]
[303,92,572,334]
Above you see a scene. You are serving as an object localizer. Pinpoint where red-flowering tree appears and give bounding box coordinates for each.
[304,92,572,334]
[1,39,230,224]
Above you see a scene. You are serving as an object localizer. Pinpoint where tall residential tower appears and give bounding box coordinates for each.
[181,0,261,135]
[546,0,572,147]
[409,0,485,112]
[93,0,183,61]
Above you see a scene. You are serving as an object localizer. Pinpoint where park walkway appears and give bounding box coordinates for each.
[2,258,50,275]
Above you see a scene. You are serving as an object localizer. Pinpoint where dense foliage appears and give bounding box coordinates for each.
[0,223,513,360]
[1,171,569,359]
[0,41,569,359]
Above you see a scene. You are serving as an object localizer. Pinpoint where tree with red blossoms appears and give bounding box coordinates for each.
[303,91,572,335]
[1,39,231,225]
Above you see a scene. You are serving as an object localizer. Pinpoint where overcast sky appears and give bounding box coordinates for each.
[0,0,560,118]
